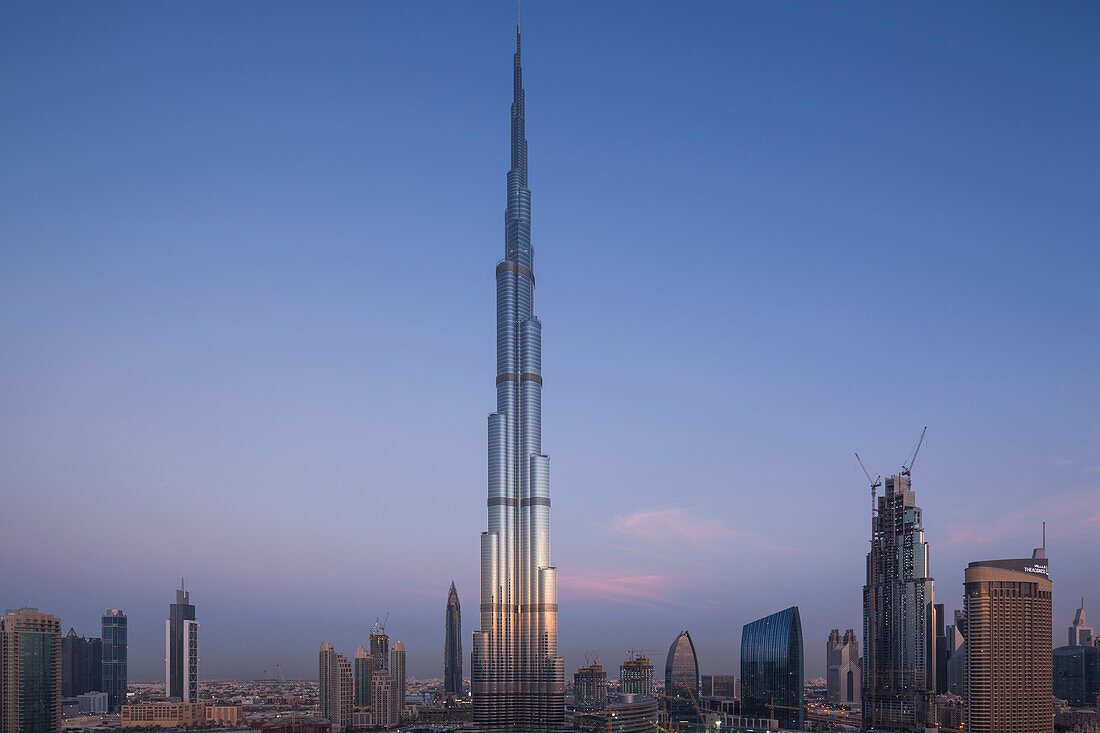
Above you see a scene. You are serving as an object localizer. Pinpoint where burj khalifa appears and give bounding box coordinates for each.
[471,23,565,733]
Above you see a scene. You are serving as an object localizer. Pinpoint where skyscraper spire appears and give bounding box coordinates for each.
[472,18,564,733]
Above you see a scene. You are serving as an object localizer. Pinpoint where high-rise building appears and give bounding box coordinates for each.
[471,19,565,733]
[86,636,103,695]
[619,655,654,697]
[863,472,936,730]
[62,628,102,698]
[934,603,948,695]
[573,664,608,713]
[964,549,1052,733]
[700,674,737,699]
[444,582,462,699]
[370,671,396,728]
[391,641,406,723]
[945,610,967,698]
[741,606,804,730]
[369,630,389,675]
[1053,644,1100,707]
[353,645,371,708]
[827,629,861,704]
[336,653,353,730]
[102,609,126,710]
[1070,597,1095,647]
[319,643,337,724]
[1,607,62,733]
[664,630,701,728]
[165,580,197,702]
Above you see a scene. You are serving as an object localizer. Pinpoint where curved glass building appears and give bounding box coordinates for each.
[471,21,565,733]
[664,630,701,728]
[740,606,804,730]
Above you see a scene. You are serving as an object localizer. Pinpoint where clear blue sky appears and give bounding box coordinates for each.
[2,1,1098,681]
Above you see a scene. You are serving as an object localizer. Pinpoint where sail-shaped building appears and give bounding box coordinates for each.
[471,21,565,733]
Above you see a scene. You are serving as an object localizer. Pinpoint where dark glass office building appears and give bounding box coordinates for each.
[166,581,197,702]
[740,606,804,730]
[444,581,462,698]
[664,630,701,729]
[1053,644,1100,707]
[101,609,127,711]
[61,629,102,698]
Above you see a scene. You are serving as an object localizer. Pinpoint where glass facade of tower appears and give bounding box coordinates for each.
[166,583,196,702]
[740,606,804,730]
[471,23,564,733]
[1053,644,1100,707]
[664,630,701,728]
[445,582,462,697]
[102,610,127,711]
[1,608,62,733]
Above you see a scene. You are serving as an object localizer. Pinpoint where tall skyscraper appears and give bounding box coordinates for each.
[1,607,62,733]
[664,630,701,728]
[1070,597,1094,647]
[391,641,406,723]
[964,548,1052,733]
[945,610,967,698]
[741,606,804,730]
[319,642,337,723]
[471,19,564,733]
[573,663,608,713]
[827,628,861,704]
[444,582,462,699]
[863,472,936,730]
[353,645,371,708]
[933,603,948,695]
[371,672,396,728]
[62,628,101,698]
[101,609,126,711]
[165,580,197,702]
[369,629,389,674]
[336,653,353,730]
[619,654,654,697]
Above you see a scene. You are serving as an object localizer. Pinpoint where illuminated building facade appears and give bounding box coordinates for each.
[471,19,564,733]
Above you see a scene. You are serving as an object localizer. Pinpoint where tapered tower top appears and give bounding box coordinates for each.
[511,22,527,186]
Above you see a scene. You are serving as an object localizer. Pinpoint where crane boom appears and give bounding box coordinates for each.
[902,426,927,475]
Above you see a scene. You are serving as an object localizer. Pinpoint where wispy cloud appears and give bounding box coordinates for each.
[558,572,674,605]
[941,489,1100,549]
[609,507,746,547]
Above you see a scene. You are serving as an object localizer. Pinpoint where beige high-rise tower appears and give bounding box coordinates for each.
[2,608,62,733]
[964,548,1052,733]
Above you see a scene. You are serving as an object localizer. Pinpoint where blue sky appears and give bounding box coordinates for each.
[2,1,1098,680]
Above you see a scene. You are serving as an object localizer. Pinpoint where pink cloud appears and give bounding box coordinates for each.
[558,572,674,605]
[609,507,746,547]
[941,489,1100,549]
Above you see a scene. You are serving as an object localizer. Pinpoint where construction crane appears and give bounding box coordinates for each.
[855,451,881,730]
[901,426,927,476]
[372,612,390,636]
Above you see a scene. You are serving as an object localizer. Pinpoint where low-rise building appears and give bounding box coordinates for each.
[121,702,206,727]
[77,691,109,715]
[120,701,243,727]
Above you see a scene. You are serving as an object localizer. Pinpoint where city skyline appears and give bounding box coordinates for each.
[3,0,1099,685]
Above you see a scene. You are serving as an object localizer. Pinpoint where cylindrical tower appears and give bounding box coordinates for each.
[473,22,564,733]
